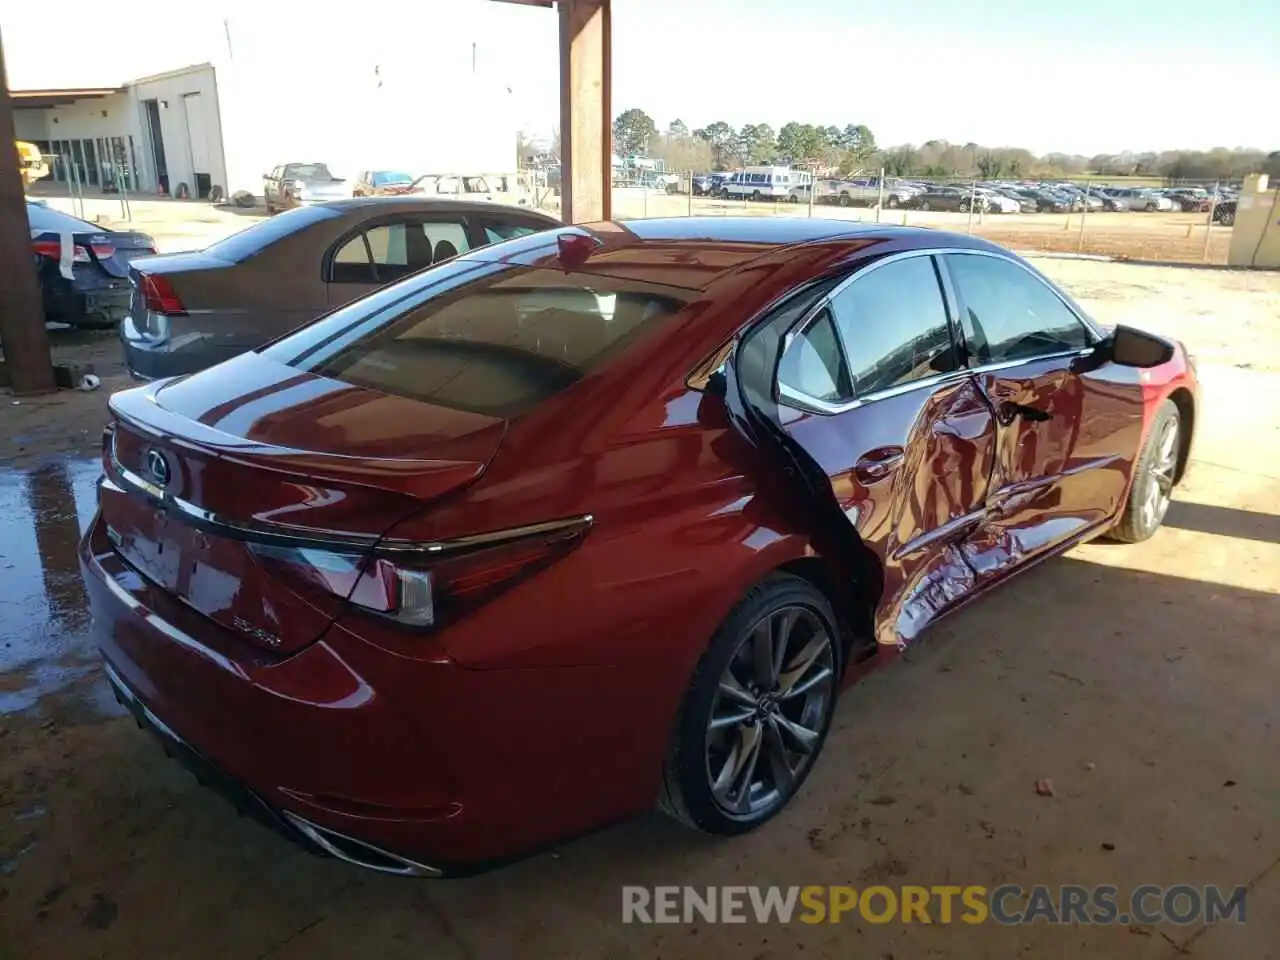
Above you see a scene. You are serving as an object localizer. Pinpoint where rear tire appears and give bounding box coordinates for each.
[659,574,841,835]
[1110,400,1181,543]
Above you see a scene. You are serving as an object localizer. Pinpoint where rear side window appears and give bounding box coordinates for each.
[826,255,958,396]
[268,266,692,418]
[330,220,471,283]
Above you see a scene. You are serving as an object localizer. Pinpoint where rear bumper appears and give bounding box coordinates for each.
[101,659,443,877]
[79,511,659,875]
[44,278,131,326]
[119,316,240,380]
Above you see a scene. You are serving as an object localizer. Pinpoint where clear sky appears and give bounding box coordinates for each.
[3,0,1277,155]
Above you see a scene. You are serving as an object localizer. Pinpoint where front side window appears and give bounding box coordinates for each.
[944,253,1091,365]
[483,221,541,244]
[268,266,692,418]
[826,255,958,396]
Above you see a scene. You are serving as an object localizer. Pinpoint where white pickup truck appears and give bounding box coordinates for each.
[820,177,920,208]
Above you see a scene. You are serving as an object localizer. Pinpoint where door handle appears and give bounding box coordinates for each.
[854,448,905,484]
[999,401,1053,424]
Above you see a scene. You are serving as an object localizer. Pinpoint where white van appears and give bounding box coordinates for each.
[720,166,813,201]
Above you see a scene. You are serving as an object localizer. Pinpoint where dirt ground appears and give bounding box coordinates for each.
[1,249,1278,958]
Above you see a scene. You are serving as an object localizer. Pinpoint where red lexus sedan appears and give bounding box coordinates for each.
[81,218,1199,877]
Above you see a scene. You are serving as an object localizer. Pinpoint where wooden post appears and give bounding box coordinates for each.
[558,0,611,223]
[0,26,57,395]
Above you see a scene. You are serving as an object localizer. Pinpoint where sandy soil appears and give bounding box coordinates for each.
[1,250,1277,960]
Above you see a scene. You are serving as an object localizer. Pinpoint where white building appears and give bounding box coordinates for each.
[10,6,553,200]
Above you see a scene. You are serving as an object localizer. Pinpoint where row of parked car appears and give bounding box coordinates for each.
[261,163,534,214]
[689,170,1240,223]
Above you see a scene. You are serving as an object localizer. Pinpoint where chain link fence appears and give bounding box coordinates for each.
[527,167,1239,265]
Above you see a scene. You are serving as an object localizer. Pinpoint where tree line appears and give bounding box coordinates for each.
[610,107,1280,182]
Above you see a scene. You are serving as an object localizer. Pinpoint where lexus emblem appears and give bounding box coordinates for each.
[146,449,171,488]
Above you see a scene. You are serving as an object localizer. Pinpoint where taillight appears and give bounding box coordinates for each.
[139,273,187,315]
[249,518,591,630]
[32,239,111,263]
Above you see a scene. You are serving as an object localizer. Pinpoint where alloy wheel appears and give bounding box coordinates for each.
[1141,414,1179,530]
[704,605,836,819]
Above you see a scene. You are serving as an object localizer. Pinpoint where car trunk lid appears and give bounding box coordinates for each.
[100,351,506,653]
[32,229,157,280]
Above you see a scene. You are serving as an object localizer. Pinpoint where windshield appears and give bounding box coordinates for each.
[373,171,413,186]
[287,163,336,181]
[262,263,693,418]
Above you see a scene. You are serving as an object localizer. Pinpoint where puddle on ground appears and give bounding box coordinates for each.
[0,458,123,718]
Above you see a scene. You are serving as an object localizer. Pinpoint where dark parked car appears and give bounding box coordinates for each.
[84,218,1199,877]
[1212,199,1237,225]
[352,171,420,197]
[27,201,156,328]
[906,186,975,211]
[263,163,350,213]
[120,198,559,380]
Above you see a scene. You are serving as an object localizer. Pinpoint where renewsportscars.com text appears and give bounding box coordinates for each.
[621,884,1247,926]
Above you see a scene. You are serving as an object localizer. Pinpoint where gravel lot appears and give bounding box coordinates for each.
[1,202,1277,959]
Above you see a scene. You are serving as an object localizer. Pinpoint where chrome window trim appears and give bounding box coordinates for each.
[775,246,1105,416]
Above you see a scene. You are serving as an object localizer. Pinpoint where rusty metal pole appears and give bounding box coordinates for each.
[0,27,57,395]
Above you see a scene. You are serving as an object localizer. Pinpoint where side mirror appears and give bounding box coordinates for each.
[1102,324,1175,368]
[263,172,272,180]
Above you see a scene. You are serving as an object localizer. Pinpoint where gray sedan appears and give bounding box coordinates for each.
[120,197,560,380]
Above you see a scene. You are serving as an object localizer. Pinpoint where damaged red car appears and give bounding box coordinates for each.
[81,218,1199,876]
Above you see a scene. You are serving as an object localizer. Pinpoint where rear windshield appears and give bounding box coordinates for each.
[203,204,339,263]
[26,202,99,234]
[262,263,692,418]
[288,163,336,181]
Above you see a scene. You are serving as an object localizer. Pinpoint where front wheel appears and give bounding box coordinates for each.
[1110,400,1181,543]
[659,574,841,835]
[886,195,899,209]
[919,200,931,211]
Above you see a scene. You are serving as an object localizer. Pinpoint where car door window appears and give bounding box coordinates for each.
[825,255,958,396]
[482,222,540,244]
[945,253,1091,365]
[421,220,471,263]
[331,232,376,283]
[777,309,851,403]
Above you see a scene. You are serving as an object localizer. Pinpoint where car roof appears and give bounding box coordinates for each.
[458,217,1006,291]
[310,196,557,218]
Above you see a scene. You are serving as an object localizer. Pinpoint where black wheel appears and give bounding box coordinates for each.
[659,574,841,835]
[264,198,275,215]
[886,195,899,209]
[1110,400,1181,543]
[1220,209,1235,226]
[750,190,762,202]
[788,194,799,204]
[919,200,931,211]
[720,189,731,200]
[838,192,851,207]
[1144,202,1156,212]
